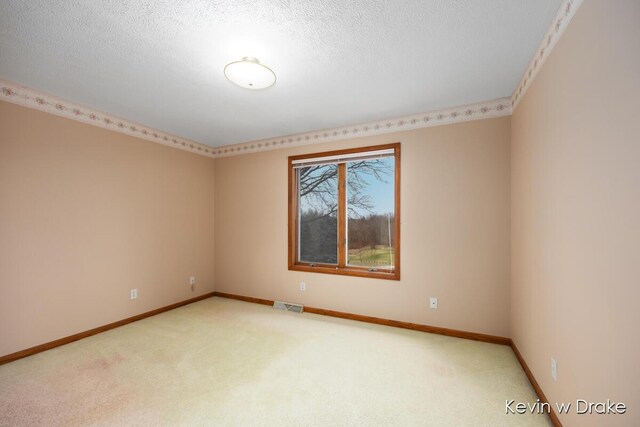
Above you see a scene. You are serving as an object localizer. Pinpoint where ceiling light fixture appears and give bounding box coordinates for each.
[224,57,276,90]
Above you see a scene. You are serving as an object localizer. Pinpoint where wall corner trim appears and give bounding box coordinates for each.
[510,340,563,426]
[511,0,584,110]
[212,98,511,158]
[0,292,216,365]
[0,79,216,158]
[0,77,511,160]
[212,291,510,345]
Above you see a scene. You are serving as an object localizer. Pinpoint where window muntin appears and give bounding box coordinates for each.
[289,143,400,280]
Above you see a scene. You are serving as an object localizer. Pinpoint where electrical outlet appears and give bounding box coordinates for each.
[299,282,306,291]
[130,288,138,300]
[189,276,196,286]
[551,358,557,382]
[430,297,438,309]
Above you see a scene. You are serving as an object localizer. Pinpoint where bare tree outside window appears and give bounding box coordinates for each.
[289,143,400,280]
[297,157,395,267]
[298,164,338,264]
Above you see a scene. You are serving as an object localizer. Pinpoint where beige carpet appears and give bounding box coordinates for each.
[0,297,550,426]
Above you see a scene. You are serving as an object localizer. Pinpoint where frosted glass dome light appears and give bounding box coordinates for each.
[224,57,276,90]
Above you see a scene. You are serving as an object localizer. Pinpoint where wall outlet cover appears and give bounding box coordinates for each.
[430,297,438,309]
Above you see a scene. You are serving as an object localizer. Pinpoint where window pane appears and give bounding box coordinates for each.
[298,164,338,264]
[346,157,395,269]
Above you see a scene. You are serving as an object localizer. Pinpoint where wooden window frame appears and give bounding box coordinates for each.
[288,143,400,280]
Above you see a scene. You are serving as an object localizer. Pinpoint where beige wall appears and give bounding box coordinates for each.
[215,117,511,337]
[510,1,640,426]
[3,3,637,420]
[0,101,216,357]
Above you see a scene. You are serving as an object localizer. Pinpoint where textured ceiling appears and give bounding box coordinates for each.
[0,0,562,148]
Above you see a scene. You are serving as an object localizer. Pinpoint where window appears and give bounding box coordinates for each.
[288,143,400,280]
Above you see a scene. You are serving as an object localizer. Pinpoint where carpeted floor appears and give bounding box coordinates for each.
[0,297,550,426]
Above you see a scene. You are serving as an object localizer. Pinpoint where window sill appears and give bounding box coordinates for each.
[289,263,400,281]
